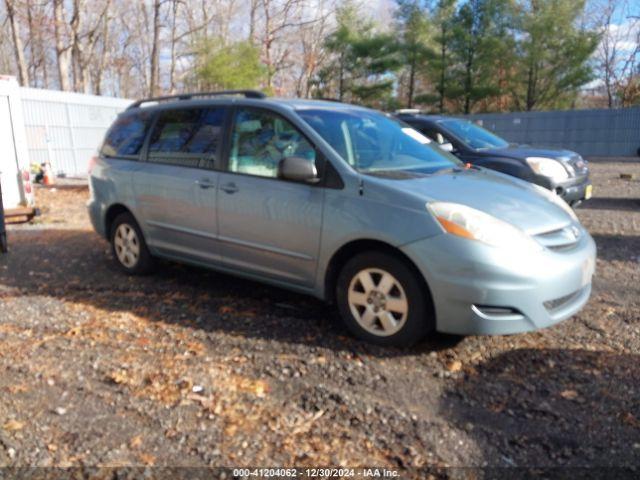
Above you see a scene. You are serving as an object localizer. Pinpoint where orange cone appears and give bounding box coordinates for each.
[43,164,55,186]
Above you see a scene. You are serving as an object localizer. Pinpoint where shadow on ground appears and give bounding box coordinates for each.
[591,234,640,262]
[0,228,462,358]
[581,197,640,212]
[440,348,640,472]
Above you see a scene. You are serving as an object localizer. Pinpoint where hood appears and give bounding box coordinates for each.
[482,145,585,163]
[370,168,573,234]
[478,145,588,177]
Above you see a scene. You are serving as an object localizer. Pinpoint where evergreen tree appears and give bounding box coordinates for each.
[448,0,516,114]
[197,40,266,91]
[319,1,401,107]
[430,0,457,112]
[395,0,433,108]
[512,0,599,111]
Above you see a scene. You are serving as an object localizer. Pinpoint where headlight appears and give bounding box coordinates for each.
[530,184,578,221]
[427,202,542,252]
[526,157,569,181]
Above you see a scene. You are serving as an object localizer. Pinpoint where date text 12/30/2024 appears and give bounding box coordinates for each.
[232,468,400,478]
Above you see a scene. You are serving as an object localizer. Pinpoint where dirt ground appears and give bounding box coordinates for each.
[0,160,639,477]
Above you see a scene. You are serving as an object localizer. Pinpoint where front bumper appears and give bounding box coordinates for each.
[401,230,596,335]
[537,174,591,204]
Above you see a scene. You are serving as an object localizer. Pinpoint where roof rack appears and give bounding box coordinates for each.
[127,90,266,110]
[395,108,421,115]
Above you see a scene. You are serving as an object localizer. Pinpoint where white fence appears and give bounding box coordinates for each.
[19,86,132,177]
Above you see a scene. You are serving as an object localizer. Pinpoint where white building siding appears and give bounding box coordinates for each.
[20,88,132,177]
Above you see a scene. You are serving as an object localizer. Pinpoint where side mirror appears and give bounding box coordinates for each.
[439,142,455,153]
[278,156,319,183]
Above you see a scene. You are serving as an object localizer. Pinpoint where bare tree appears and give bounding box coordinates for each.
[53,0,72,91]
[256,0,320,92]
[148,0,162,96]
[294,2,332,97]
[594,0,640,107]
[4,0,30,86]
[69,0,111,93]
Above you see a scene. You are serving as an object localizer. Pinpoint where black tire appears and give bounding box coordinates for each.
[110,212,155,275]
[336,251,434,347]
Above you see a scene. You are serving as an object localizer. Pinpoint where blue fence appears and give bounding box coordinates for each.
[464,107,640,157]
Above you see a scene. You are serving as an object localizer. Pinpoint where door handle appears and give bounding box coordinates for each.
[195,178,216,189]
[220,182,239,194]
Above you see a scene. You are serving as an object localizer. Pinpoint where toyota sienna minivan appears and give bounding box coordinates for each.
[88,91,596,346]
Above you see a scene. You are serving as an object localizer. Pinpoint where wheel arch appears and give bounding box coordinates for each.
[324,239,434,310]
[104,203,134,238]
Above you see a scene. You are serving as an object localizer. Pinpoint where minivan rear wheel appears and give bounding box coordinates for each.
[336,251,433,347]
[110,212,154,275]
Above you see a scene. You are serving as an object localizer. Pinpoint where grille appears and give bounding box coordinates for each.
[534,225,581,251]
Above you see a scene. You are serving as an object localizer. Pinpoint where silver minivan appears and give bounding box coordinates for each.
[88,91,596,346]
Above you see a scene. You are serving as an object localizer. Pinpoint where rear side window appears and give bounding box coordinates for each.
[148,108,225,169]
[101,112,150,158]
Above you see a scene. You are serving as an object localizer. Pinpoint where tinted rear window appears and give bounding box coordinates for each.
[147,108,226,169]
[101,112,150,158]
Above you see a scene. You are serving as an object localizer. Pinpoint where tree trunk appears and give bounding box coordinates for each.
[149,0,162,96]
[526,62,537,111]
[464,47,474,114]
[94,10,110,95]
[407,53,416,108]
[438,24,446,113]
[249,0,259,44]
[53,0,72,91]
[169,0,178,94]
[5,0,30,87]
[338,51,345,102]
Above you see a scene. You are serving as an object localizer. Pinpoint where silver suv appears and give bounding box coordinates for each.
[88,91,596,346]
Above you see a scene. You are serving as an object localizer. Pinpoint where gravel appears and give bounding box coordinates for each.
[0,160,638,475]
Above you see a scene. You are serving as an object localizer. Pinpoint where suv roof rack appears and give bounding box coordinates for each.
[127,90,266,110]
[395,108,421,115]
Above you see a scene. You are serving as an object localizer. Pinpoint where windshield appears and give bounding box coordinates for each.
[439,119,509,150]
[297,108,460,174]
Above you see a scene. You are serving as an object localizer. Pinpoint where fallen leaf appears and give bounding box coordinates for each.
[6,384,29,394]
[106,370,129,385]
[621,412,640,428]
[3,420,24,431]
[446,360,462,372]
[138,453,155,465]
[130,435,143,449]
[560,389,578,400]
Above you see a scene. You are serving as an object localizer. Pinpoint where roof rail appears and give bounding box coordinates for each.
[395,108,421,115]
[127,90,266,110]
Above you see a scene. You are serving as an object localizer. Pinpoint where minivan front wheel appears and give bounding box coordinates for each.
[336,251,433,347]
[110,212,154,275]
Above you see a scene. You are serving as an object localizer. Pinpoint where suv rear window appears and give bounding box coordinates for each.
[101,112,150,158]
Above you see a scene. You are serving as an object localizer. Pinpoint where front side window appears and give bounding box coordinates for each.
[101,112,150,158]
[148,108,225,168]
[228,108,316,178]
[438,119,508,150]
[298,108,459,174]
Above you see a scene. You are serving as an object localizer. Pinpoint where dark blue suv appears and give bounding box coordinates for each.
[396,112,592,206]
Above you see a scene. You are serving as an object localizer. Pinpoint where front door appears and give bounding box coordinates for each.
[134,107,226,263]
[216,107,323,286]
